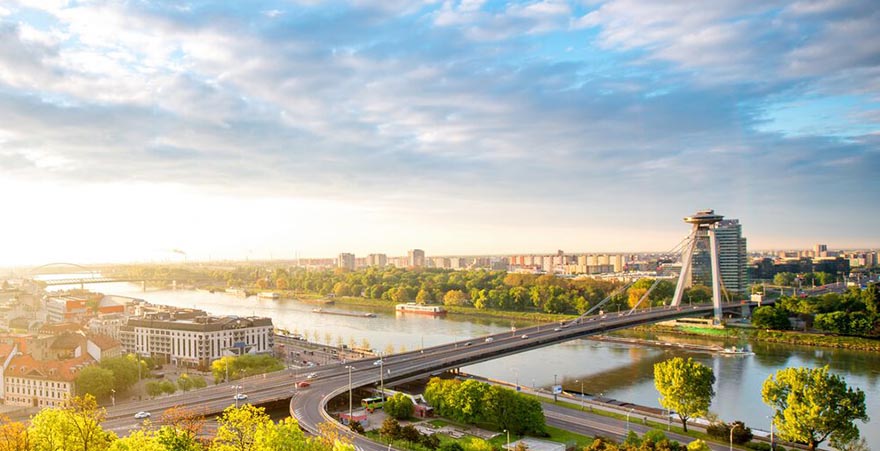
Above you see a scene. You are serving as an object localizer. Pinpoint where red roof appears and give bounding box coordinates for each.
[5,354,95,382]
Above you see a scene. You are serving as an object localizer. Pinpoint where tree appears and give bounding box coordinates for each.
[0,415,29,451]
[762,366,868,451]
[76,366,115,398]
[107,430,166,451]
[383,393,414,420]
[653,357,715,432]
[443,290,467,306]
[751,306,790,330]
[178,374,195,392]
[686,439,710,451]
[145,381,164,398]
[30,395,115,451]
[211,404,270,451]
[378,418,401,441]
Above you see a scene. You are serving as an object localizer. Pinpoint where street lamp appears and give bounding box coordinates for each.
[626,408,634,434]
[767,415,775,451]
[233,385,243,407]
[110,389,115,407]
[503,429,510,450]
[729,423,740,451]
[347,365,354,423]
[575,380,584,410]
[379,355,385,402]
[553,374,558,402]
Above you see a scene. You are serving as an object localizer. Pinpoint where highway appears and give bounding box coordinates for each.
[100,302,750,449]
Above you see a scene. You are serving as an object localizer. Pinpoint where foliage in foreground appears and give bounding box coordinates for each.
[762,366,868,451]
[0,395,355,451]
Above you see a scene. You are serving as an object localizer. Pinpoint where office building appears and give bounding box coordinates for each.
[366,254,387,267]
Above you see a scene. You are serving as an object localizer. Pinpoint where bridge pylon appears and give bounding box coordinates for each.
[670,209,725,323]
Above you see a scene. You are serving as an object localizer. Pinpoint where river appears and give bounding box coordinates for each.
[46,280,879,445]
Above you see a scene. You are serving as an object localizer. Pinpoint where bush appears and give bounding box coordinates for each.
[420,434,440,450]
[706,421,752,444]
[379,418,401,440]
[350,421,365,434]
[439,442,463,451]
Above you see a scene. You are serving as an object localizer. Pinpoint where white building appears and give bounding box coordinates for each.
[119,314,274,369]
[3,353,93,408]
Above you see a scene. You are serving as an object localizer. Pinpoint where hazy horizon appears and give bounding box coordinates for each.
[1,1,877,266]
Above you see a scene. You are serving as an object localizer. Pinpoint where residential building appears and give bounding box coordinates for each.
[366,254,387,267]
[337,253,355,271]
[44,295,90,323]
[119,314,274,369]
[407,249,425,268]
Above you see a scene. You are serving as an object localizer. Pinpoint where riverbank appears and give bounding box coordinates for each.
[638,324,880,352]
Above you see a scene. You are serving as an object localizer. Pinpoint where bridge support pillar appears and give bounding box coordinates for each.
[708,227,723,324]
[142,280,146,292]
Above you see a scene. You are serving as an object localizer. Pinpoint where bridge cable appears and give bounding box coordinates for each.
[626,277,663,315]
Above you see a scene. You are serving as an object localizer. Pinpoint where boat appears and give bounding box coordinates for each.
[395,303,447,316]
[719,346,754,356]
[258,292,280,299]
[300,298,335,305]
[225,288,248,297]
[312,308,377,318]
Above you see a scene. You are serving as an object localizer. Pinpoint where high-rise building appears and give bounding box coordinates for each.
[814,244,828,258]
[337,253,355,271]
[366,253,387,267]
[692,219,748,296]
[407,249,425,268]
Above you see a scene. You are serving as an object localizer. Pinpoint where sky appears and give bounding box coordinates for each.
[0,0,878,265]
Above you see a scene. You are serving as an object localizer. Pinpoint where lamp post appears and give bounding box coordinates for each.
[730,423,739,451]
[626,408,634,434]
[347,365,353,422]
[575,379,584,410]
[767,415,775,451]
[379,355,385,402]
[553,374,558,402]
[504,429,510,450]
[233,385,243,407]
[110,389,115,407]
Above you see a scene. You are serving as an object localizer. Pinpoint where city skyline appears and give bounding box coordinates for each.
[1,1,878,265]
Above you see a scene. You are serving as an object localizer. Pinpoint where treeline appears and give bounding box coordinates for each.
[0,395,354,451]
[423,378,545,435]
[118,265,723,315]
[752,283,880,337]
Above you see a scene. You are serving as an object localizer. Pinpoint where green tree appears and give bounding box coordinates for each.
[686,439,710,451]
[210,404,270,451]
[76,366,115,398]
[145,381,164,398]
[108,429,166,451]
[443,290,467,306]
[762,366,868,451]
[774,272,796,287]
[383,393,414,420]
[160,380,177,395]
[751,306,790,330]
[99,354,144,392]
[178,374,195,392]
[378,418,400,441]
[29,395,115,451]
[653,357,715,432]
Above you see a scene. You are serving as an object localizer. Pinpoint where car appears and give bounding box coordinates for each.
[296,381,311,388]
[233,393,248,401]
[484,337,494,343]
[307,372,318,379]
[521,334,529,339]
[134,411,151,419]
[553,328,561,332]
[372,360,383,366]
[464,342,472,346]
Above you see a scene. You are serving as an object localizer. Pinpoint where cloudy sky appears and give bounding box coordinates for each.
[1,0,878,265]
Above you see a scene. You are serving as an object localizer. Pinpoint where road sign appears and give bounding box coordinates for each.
[552,385,562,394]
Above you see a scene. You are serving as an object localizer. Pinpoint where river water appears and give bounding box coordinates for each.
[46,281,879,444]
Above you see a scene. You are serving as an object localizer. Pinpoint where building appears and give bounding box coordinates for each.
[3,354,93,408]
[120,313,274,369]
[366,254,387,267]
[692,219,748,296]
[44,295,90,323]
[337,253,355,271]
[407,249,425,268]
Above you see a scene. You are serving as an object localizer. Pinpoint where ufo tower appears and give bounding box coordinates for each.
[670,209,725,323]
